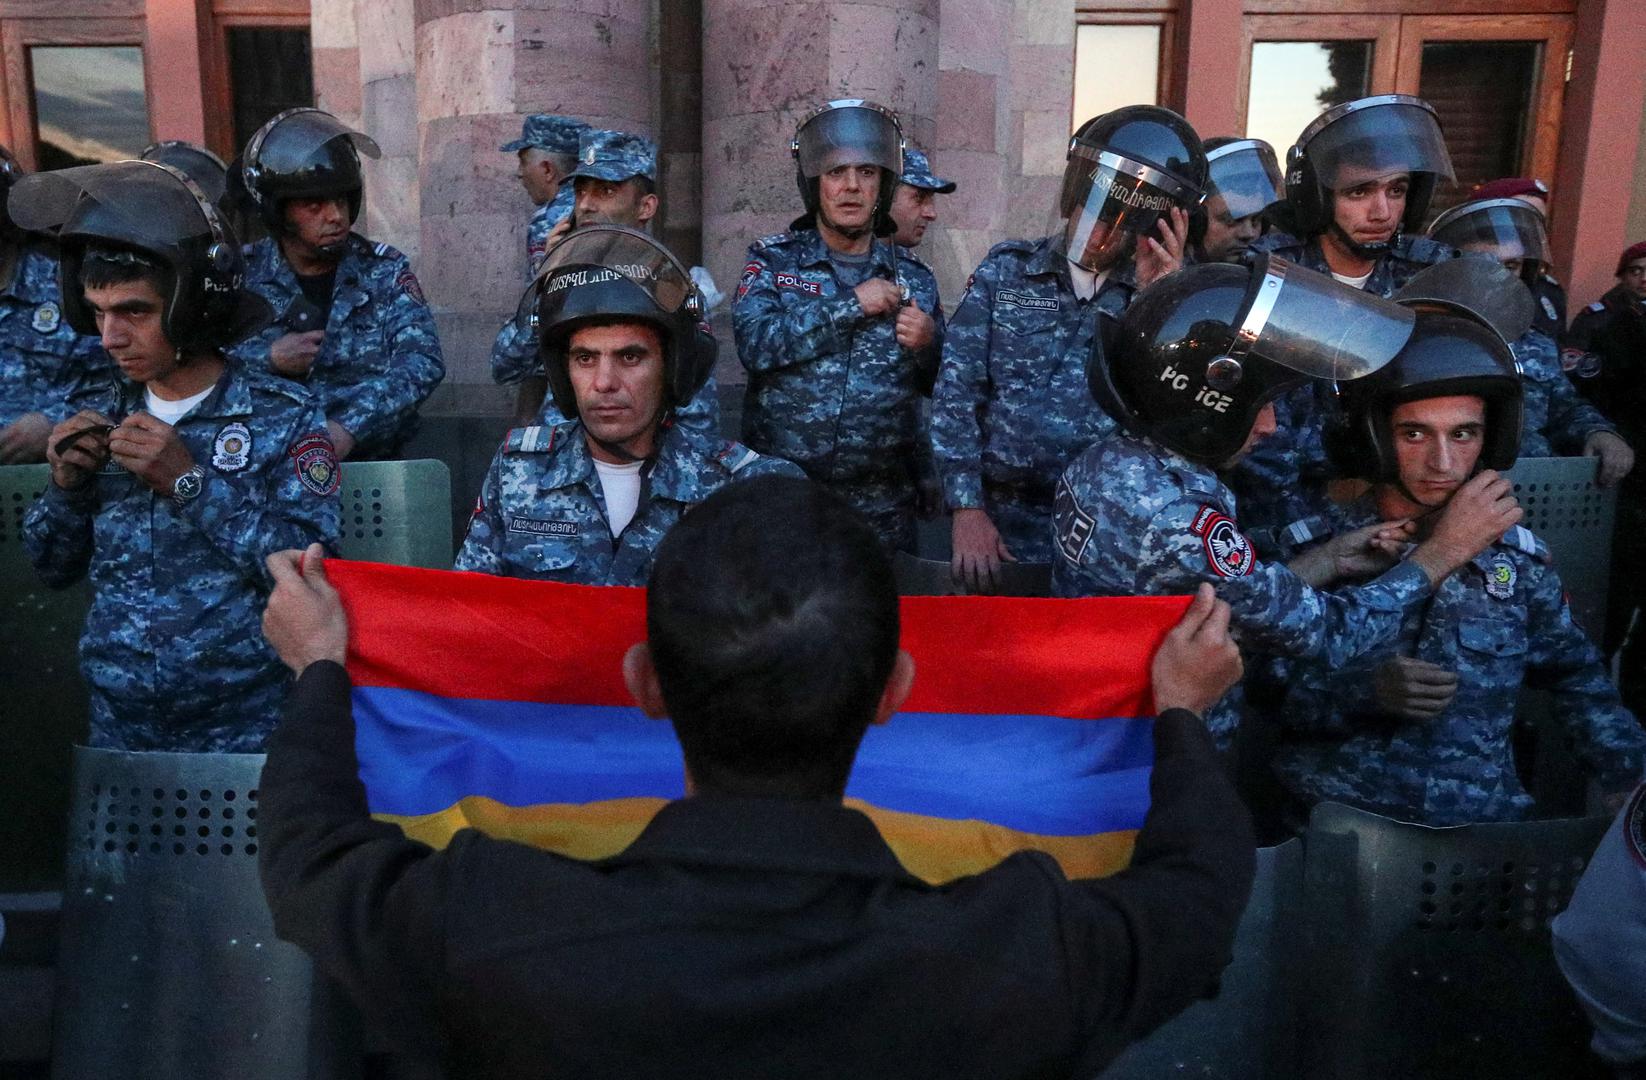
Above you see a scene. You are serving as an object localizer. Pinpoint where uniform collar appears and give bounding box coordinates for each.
[1,245,57,304]
[253,232,365,291]
[794,227,898,276]
[543,421,733,506]
[604,793,920,882]
[1135,431,1224,496]
[113,363,248,421]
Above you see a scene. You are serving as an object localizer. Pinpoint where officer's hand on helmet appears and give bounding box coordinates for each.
[270,331,325,377]
[263,543,349,674]
[1150,584,1243,718]
[108,413,196,495]
[0,411,52,464]
[950,508,1016,594]
[894,303,935,350]
[45,410,114,490]
[1584,430,1635,487]
[1287,520,1416,588]
[546,215,574,246]
[1410,470,1522,586]
[854,279,903,318]
[1373,656,1458,722]
[1134,207,1190,290]
[325,420,356,461]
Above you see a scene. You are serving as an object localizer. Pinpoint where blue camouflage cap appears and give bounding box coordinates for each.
[899,147,955,193]
[501,114,590,155]
[567,129,657,183]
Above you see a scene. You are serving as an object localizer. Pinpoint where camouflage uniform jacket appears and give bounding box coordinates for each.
[488,187,578,388]
[23,368,342,752]
[733,228,942,485]
[0,243,109,427]
[1229,229,1456,555]
[454,418,803,585]
[232,233,445,458]
[1052,429,1434,744]
[1273,496,1646,825]
[1514,327,1615,458]
[930,236,1134,562]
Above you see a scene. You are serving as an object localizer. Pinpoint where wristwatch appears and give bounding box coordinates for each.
[171,465,205,507]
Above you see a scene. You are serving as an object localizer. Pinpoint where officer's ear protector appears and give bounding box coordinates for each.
[60,161,249,352]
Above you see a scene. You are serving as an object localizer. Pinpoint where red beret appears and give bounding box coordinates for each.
[1471,177,1549,202]
[1619,241,1646,277]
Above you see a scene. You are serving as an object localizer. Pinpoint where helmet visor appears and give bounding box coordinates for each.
[10,161,213,249]
[1242,256,1415,382]
[793,102,903,178]
[1204,140,1283,221]
[1058,146,1199,271]
[535,224,695,318]
[1394,257,1536,346]
[1306,100,1455,190]
[253,109,381,175]
[1428,199,1549,267]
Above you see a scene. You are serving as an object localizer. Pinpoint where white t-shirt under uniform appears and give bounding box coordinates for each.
[593,458,645,537]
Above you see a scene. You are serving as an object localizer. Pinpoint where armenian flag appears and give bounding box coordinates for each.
[330,560,1190,884]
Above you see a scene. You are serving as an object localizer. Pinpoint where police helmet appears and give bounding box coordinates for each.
[790,100,905,237]
[239,108,381,234]
[1058,106,1207,272]
[1188,137,1283,254]
[141,141,230,206]
[1284,95,1454,250]
[7,160,270,351]
[0,143,24,244]
[520,225,713,421]
[1427,197,1551,286]
[1091,255,1414,466]
[1328,258,1528,481]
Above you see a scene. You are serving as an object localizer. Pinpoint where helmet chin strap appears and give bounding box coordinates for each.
[1329,221,1397,260]
[819,210,871,242]
[582,407,668,464]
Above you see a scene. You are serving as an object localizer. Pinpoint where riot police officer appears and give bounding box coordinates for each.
[733,100,942,553]
[458,225,799,584]
[0,142,108,462]
[502,113,590,277]
[1052,257,1520,746]
[1471,176,1565,338]
[889,145,955,251]
[231,108,445,460]
[932,105,1206,589]
[18,159,340,751]
[1190,137,1284,265]
[1273,263,1646,824]
[1428,197,1632,471]
[1234,95,1459,552]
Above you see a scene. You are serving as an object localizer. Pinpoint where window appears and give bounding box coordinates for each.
[1416,41,1539,214]
[1072,24,1163,129]
[1245,41,1372,158]
[30,46,149,169]
[225,27,313,152]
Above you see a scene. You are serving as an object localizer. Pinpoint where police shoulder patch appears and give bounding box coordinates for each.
[396,268,426,304]
[1189,503,1254,578]
[288,432,340,496]
[737,260,763,301]
[1625,784,1646,869]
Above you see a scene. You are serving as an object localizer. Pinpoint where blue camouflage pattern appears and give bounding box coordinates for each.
[1052,429,1434,745]
[500,114,589,155]
[231,233,445,459]
[899,147,955,193]
[930,236,1133,561]
[1229,229,1456,556]
[23,368,341,752]
[1273,496,1646,824]
[489,185,577,388]
[733,227,943,552]
[0,244,110,428]
[454,419,802,584]
[567,129,657,183]
[1513,327,1615,458]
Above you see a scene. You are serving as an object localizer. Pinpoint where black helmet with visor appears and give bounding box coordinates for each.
[790,99,905,237]
[9,160,270,351]
[239,108,381,235]
[521,224,714,421]
[1091,254,1414,466]
[1427,197,1551,287]
[1284,95,1454,251]
[1189,138,1283,253]
[1058,105,1207,273]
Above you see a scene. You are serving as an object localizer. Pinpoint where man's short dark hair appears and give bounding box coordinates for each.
[646,476,899,799]
[79,244,169,298]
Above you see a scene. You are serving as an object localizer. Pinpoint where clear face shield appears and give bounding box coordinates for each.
[1393,257,1535,348]
[519,224,698,338]
[9,161,217,251]
[1303,98,1455,192]
[791,101,904,179]
[1204,140,1284,222]
[248,108,381,179]
[1056,144,1201,272]
[1428,198,1550,274]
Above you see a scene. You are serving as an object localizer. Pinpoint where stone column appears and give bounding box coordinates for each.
[357,0,420,260]
[413,0,656,404]
[700,0,939,381]
[310,0,363,134]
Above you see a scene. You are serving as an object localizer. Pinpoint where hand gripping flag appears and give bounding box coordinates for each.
[331,561,1191,884]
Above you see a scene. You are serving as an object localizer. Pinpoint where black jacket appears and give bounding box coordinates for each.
[259,662,1255,1079]
[1567,285,1646,453]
